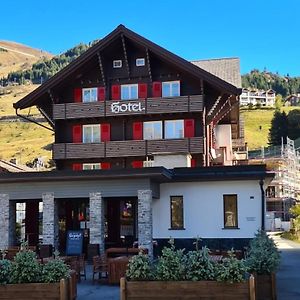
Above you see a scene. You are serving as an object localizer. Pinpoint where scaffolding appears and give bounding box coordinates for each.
[248,137,300,221]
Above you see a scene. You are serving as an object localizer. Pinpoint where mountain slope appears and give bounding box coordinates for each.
[0,41,53,78]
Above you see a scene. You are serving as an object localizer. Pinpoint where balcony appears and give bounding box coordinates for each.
[52,95,204,120]
[53,137,204,160]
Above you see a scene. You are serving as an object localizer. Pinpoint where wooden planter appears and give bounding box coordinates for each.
[254,273,276,300]
[0,275,76,300]
[120,276,256,300]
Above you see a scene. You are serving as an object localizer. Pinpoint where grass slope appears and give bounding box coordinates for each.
[241,107,297,149]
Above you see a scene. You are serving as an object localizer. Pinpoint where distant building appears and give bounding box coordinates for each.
[240,88,276,107]
[284,94,300,106]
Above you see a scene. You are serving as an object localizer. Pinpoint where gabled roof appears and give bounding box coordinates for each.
[14,25,241,110]
[191,58,241,88]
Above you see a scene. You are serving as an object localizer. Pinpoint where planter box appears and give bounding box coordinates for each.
[0,276,76,300]
[255,273,276,300]
[120,276,255,300]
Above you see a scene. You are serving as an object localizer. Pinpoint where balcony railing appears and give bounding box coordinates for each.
[52,95,204,120]
[53,137,204,160]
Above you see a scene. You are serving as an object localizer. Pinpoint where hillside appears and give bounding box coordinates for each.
[0,41,53,78]
[242,70,300,97]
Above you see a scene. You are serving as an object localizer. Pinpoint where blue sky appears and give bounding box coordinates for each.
[1,0,300,76]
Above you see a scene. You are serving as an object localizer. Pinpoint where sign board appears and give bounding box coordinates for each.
[110,101,145,113]
[66,230,83,255]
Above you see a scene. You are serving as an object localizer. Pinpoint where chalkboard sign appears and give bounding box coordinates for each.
[66,230,83,255]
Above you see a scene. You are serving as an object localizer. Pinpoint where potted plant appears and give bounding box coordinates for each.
[245,230,280,300]
[0,243,76,300]
[121,240,255,300]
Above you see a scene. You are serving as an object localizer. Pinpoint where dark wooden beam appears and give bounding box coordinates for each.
[121,34,130,77]
[47,89,55,104]
[207,94,229,123]
[212,96,239,125]
[146,48,152,81]
[97,52,106,87]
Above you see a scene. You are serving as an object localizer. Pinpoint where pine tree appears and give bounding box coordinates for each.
[268,111,288,146]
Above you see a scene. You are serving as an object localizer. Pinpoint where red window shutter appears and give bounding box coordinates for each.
[138,83,147,99]
[191,158,196,168]
[152,82,162,97]
[72,125,82,143]
[101,162,111,169]
[132,161,143,168]
[184,119,195,138]
[74,88,82,102]
[72,163,82,171]
[111,85,121,100]
[133,122,143,140]
[98,87,106,101]
[101,123,111,142]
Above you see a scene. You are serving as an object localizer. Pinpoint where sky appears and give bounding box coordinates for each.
[1,0,300,76]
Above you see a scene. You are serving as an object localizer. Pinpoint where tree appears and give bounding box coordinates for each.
[268,111,288,146]
[275,94,283,110]
[287,109,300,140]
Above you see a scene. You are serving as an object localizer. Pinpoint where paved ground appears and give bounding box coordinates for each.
[271,233,300,300]
[77,234,300,300]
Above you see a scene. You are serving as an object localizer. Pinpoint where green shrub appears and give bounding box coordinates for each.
[245,230,280,275]
[155,240,186,281]
[215,250,247,283]
[10,249,41,283]
[42,259,70,283]
[185,247,216,281]
[0,259,12,284]
[126,252,153,281]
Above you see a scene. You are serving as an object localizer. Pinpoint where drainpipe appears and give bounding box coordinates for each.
[259,179,265,231]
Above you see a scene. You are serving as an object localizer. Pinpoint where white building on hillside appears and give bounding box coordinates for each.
[240,88,276,107]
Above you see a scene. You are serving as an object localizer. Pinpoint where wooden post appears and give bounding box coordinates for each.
[249,274,256,300]
[271,273,277,300]
[120,277,126,300]
[60,278,67,300]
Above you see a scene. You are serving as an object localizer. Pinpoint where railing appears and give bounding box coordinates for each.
[53,137,204,160]
[52,95,204,120]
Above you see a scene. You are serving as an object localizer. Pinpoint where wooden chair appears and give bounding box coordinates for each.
[65,256,81,282]
[92,254,108,284]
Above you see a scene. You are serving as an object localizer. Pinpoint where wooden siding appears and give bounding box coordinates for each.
[53,137,204,160]
[53,95,204,120]
[0,179,158,200]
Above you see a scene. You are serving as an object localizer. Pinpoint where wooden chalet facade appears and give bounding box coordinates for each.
[0,25,273,256]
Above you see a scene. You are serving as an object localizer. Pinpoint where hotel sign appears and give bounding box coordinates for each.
[110,101,145,114]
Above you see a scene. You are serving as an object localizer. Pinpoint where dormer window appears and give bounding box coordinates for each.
[83,88,97,102]
[136,58,145,67]
[162,81,180,97]
[113,60,122,68]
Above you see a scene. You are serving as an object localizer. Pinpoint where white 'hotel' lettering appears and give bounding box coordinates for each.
[111,101,145,113]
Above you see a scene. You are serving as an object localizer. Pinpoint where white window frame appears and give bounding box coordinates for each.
[82,88,98,103]
[121,84,138,100]
[113,60,122,68]
[162,80,180,98]
[165,119,184,139]
[143,121,162,140]
[82,124,101,143]
[83,163,101,170]
[136,58,145,67]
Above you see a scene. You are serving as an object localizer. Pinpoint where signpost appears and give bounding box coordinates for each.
[66,230,83,256]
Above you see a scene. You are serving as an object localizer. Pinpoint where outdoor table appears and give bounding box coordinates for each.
[108,256,129,284]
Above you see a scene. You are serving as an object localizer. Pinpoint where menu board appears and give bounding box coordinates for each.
[66,230,83,255]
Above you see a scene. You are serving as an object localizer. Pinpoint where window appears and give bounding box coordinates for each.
[223,195,238,228]
[83,163,101,170]
[170,196,184,229]
[143,121,162,140]
[121,84,138,100]
[162,81,180,97]
[113,60,122,68]
[82,124,100,143]
[165,120,184,139]
[136,58,145,66]
[82,88,97,103]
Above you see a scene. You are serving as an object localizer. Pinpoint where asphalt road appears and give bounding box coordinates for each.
[271,233,300,300]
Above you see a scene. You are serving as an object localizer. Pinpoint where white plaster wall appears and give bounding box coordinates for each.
[153,180,262,239]
[215,124,232,165]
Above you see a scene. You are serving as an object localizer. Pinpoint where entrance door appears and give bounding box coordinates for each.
[105,198,136,248]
